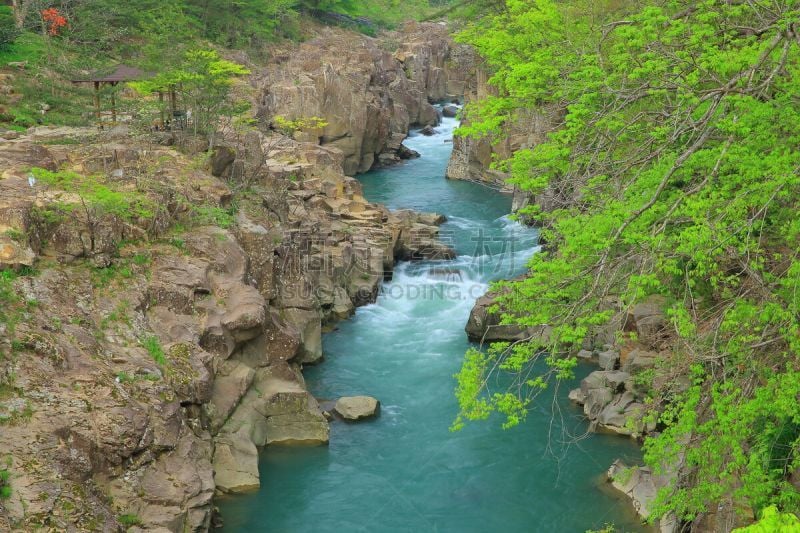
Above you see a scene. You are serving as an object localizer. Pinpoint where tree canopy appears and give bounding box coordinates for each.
[454,0,800,524]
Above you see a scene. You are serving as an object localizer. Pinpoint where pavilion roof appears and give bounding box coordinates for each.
[71,64,151,83]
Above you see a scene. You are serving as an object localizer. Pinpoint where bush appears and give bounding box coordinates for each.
[0,7,19,51]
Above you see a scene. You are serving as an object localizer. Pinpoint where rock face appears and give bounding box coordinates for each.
[445,63,562,192]
[257,22,475,175]
[0,67,455,533]
[334,396,380,420]
[607,460,678,533]
[465,289,550,343]
[0,21,472,532]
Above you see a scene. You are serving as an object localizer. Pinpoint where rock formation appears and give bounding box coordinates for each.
[256,22,475,175]
[0,22,468,528]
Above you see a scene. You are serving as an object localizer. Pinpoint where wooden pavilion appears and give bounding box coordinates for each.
[70,64,150,125]
[71,64,186,130]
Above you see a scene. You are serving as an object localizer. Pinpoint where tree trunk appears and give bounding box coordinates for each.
[11,0,27,29]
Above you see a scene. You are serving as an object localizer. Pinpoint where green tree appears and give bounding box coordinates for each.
[0,6,20,49]
[454,0,800,525]
[131,49,250,143]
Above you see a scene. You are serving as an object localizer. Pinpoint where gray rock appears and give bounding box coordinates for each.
[596,391,645,435]
[622,348,659,373]
[583,387,613,418]
[213,431,260,493]
[442,104,459,118]
[334,396,380,420]
[603,370,630,392]
[207,361,255,434]
[465,292,551,343]
[576,349,593,360]
[598,349,619,370]
[626,296,667,347]
[568,388,585,404]
[282,308,323,364]
[607,460,678,532]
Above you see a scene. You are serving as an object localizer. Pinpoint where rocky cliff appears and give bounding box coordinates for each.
[257,22,475,175]
[444,63,563,215]
[0,23,469,532]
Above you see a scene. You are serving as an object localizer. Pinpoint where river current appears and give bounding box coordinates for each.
[218,115,645,532]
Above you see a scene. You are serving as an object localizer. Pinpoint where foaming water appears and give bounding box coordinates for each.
[217,113,647,532]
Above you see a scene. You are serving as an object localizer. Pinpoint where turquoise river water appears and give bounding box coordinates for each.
[218,115,646,532]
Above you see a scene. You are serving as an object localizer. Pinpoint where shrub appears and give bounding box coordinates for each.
[0,7,19,51]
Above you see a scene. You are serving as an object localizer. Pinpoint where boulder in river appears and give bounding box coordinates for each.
[442,104,459,118]
[420,125,437,136]
[398,144,421,159]
[334,396,380,420]
[465,291,551,343]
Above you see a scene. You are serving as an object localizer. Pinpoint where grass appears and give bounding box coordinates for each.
[0,32,96,129]
[0,33,47,66]
[115,371,134,384]
[118,514,142,527]
[140,335,166,366]
[91,263,134,289]
[0,468,11,499]
[191,204,237,229]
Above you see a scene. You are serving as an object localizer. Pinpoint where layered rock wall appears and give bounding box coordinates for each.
[257,22,476,175]
[444,59,563,208]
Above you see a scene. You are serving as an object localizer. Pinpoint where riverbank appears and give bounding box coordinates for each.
[216,116,648,532]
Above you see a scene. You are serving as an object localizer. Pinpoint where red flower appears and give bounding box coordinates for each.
[41,8,68,36]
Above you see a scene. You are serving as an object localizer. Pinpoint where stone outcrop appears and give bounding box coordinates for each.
[464,286,550,343]
[445,60,563,193]
[567,297,670,436]
[256,22,475,175]
[0,112,452,530]
[607,460,678,533]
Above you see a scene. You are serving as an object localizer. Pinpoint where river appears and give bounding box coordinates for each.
[217,114,646,532]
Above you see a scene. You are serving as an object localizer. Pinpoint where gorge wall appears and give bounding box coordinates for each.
[0,22,474,532]
[257,21,476,175]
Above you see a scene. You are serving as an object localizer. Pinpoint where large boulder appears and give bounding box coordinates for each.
[334,396,380,421]
[625,295,668,348]
[0,235,35,269]
[442,104,459,118]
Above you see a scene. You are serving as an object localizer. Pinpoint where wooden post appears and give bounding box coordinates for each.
[159,91,165,129]
[93,81,101,124]
[110,82,117,124]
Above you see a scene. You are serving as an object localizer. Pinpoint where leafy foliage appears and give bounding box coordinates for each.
[273,115,328,136]
[733,505,800,532]
[31,168,155,222]
[0,6,20,49]
[130,49,250,137]
[454,0,800,524]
